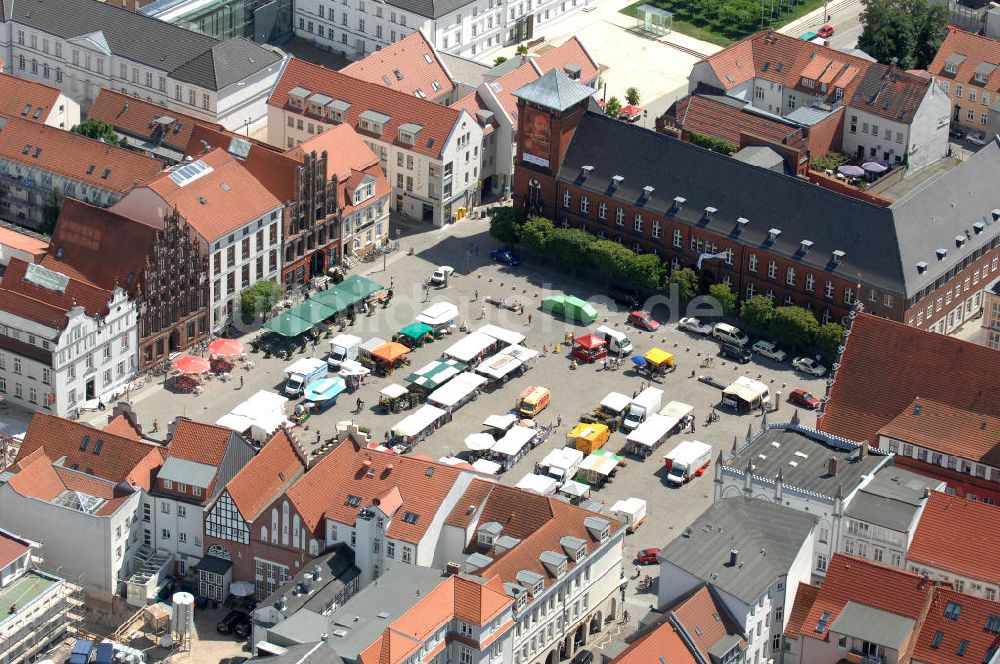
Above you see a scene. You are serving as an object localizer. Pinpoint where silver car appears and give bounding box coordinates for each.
[792,356,828,376]
[678,317,713,335]
[752,340,787,362]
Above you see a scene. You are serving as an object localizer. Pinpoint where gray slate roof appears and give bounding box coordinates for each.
[829,601,915,651]
[556,112,1000,297]
[247,642,340,664]
[260,544,359,620]
[156,457,217,489]
[660,497,816,605]
[845,467,938,532]
[11,0,281,91]
[513,69,595,113]
[385,0,473,19]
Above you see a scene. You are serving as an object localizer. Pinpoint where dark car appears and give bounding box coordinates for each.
[627,311,660,331]
[610,286,641,308]
[719,341,751,363]
[217,609,250,637]
[220,658,249,664]
[949,128,964,140]
[572,650,594,664]
[789,388,821,410]
[490,249,522,266]
[636,547,660,564]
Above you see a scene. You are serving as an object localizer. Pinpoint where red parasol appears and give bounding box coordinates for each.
[208,338,244,357]
[173,355,211,375]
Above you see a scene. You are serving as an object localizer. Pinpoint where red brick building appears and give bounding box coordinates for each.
[510,70,1000,330]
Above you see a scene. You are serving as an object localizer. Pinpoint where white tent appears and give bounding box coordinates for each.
[660,400,694,420]
[559,479,590,499]
[539,447,584,478]
[438,456,467,466]
[722,376,769,410]
[472,458,502,475]
[515,473,558,495]
[477,324,525,347]
[482,413,517,432]
[491,425,537,457]
[338,359,371,377]
[392,404,447,437]
[579,453,619,477]
[443,332,497,363]
[417,301,459,327]
[501,344,539,361]
[216,390,290,440]
[380,383,409,399]
[428,372,488,409]
[465,432,496,451]
[626,414,676,449]
[476,351,523,381]
[600,391,632,413]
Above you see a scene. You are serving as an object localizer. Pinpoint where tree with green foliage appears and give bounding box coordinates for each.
[708,283,737,315]
[740,295,775,332]
[520,216,555,254]
[810,152,849,172]
[240,280,283,322]
[687,131,737,155]
[624,87,641,107]
[591,240,635,285]
[628,253,665,294]
[71,118,128,148]
[515,43,529,55]
[858,0,947,70]
[769,306,819,351]
[493,56,508,66]
[547,228,595,273]
[488,206,521,245]
[815,322,846,361]
[604,96,622,119]
[666,267,699,303]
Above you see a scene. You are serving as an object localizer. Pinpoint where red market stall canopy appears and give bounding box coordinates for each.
[208,338,244,357]
[574,333,607,350]
[173,355,210,375]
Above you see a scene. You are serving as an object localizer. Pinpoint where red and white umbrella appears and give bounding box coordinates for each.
[208,338,244,357]
[173,356,211,375]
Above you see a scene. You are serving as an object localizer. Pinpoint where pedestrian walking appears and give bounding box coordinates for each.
[527,313,532,325]
[315,430,321,444]
[633,389,638,398]
[633,565,640,579]
[356,397,365,413]
[556,414,563,427]
[474,289,479,300]
[239,375,244,389]
[480,305,486,319]
[152,419,160,433]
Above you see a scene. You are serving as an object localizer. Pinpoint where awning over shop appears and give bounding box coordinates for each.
[483,413,517,431]
[428,372,488,408]
[643,347,674,366]
[559,479,590,498]
[263,311,314,337]
[626,414,675,448]
[444,332,497,363]
[287,299,337,325]
[380,383,409,399]
[303,377,347,403]
[472,458,502,475]
[312,274,384,312]
[573,332,606,350]
[601,392,632,413]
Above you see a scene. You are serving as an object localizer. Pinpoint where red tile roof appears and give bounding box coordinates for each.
[784,582,820,638]
[818,313,1000,445]
[0,257,116,326]
[87,88,221,153]
[167,420,235,467]
[929,28,1000,94]
[0,225,48,259]
[184,124,299,202]
[15,413,164,491]
[6,449,65,502]
[223,428,305,522]
[449,93,495,135]
[342,30,455,100]
[283,443,465,541]
[0,116,163,193]
[672,585,746,660]
[609,619,694,664]
[42,199,158,296]
[534,37,601,85]
[286,123,380,182]
[907,491,1000,586]
[483,59,542,123]
[0,528,30,569]
[797,554,934,648]
[103,413,143,441]
[666,93,807,148]
[878,398,1000,466]
[269,58,465,159]
[0,72,63,123]
[912,588,1000,664]
[139,148,281,241]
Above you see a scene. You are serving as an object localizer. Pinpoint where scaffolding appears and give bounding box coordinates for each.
[635,4,673,36]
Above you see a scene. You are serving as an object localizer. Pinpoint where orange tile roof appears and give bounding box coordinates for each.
[7,450,65,501]
[784,583,820,637]
[912,588,1000,664]
[87,88,221,153]
[929,27,1000,94]
[283,443,464,540]
[15,413,164,491]
[0,529,30,570]
[167,419,236,467]
[878,398,1000,466]
[42,198,158,296]
[610,619,694,664]
[223,428,306,522]
[103,413,143,441]
[184,124,299,202]
[534,37,601,85]
[449,93,495,135]
[342,30,455,100]
[0,257,116,326]
[269,58,464,159]
[669,93,807,148]
[797,554,933,646]
[0,225,48,259]
[55,467,119,500]
[0,72,63,123]
[672,586,746,660]
[907,491,1000,586]
[286,123,380,182]
[0,116,163,193]
[141,148,281,241]
[453,574,511,625]
[818,313,1000,445]
[484,60,542,123]
[445,478,495,528]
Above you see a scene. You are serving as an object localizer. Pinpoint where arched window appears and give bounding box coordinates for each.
[261,526,268,542]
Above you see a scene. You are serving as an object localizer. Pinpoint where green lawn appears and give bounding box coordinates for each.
[621,0,829,47]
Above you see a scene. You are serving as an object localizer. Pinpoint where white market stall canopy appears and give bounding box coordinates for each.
[723,376,769,404]
[477,324,525,347]
[501,344,539,361]
[601,391,632,413]
[444,332,497,363]
[476,351,524,381]
[660,400,694,420]
[559,479,591,498]
[417,301,460,327]
[338,359,371,377]
[626,414,676,449]
[540,447,585,473]
[472,458,502,475]
[392,404,447,437]
[465,432,497,451]
[428,372,488,408]
[579,453,619,477]
[483,413,517,431]
[380,383,409,399]
[515,473,558,495]
[217,390,290,438]
[610,497,647,518]
[491,425,537,457]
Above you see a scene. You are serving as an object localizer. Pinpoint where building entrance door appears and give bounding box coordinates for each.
[86,379,95,400]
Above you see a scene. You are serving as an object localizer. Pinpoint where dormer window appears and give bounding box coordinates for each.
[532,579,544,595]
[611,175,624,189]
[955,235,967,247]
[832,249,846,264]
[973,222,986,235]
[288,87,310,109]
[673,196,686,209]
[327,100,351,123]
[944,62,957,75]
[735,217,749,233]
[642,186,654,200]
[767,228,782,242]
[936,248,948,261]
[358,110,391,135]
[580,165,594,180]
[704,206,717,218]
[800,239,813,253]
[916,261,928,273]
[801,77,815,89]
[353,176,376,204]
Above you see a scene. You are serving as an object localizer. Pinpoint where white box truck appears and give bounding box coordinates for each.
[538,447,585,485]
[594,325,633,355]
[610,497,647,532]
[284,357,328,397]
[328,334,362,370]
[622,387,663,433]
[663,440,713,486]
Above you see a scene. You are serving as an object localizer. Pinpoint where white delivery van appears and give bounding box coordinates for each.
[622,387,663,433]
[328,334,362,370]
[610,497,647,532]
[712,322,750,346]
[284,357,328,397]
[663,440,713,486]
[595,325,633,355]
[538,447,585,485]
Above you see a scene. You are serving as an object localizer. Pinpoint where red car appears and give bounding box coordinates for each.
[636,548,660,565]
[628,311,660,332]
[788,388,821,410]
[817,24,835,38]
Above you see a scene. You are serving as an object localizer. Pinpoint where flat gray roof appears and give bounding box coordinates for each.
[157,457,216,489]
[845,467,938,531]
[260,544,359,619]
[829,601,915,651]
[727,427,885,497]
[660,497,815,605]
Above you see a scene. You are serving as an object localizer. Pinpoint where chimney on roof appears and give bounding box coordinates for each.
[923,486,931,499]
[446,562,462,576]
[313,564,323,582]
[828,456,839,476]
[729,549,739,567]
[856,443,867,460]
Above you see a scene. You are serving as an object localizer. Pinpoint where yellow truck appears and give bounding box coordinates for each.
[566,422,610,455]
